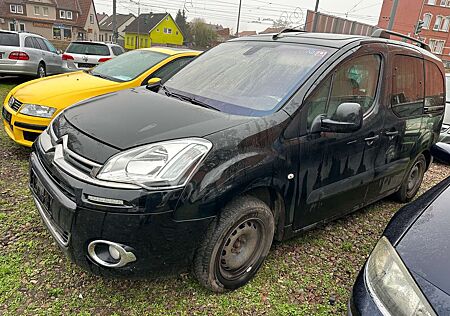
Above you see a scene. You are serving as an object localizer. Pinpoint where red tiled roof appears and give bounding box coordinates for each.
[237,30,257,37]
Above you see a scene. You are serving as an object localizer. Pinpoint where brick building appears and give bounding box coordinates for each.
[0,0,100,44]
[378,0,450,67]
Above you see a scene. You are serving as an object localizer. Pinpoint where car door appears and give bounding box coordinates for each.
[293,45,386,230]
[42,38,62,74]
[371,47,426,198]
[23,36,41,69]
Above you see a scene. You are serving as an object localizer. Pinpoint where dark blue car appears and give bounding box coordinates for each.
[350,171,450,315]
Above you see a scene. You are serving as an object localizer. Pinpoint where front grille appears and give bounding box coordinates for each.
[8,97,22,112]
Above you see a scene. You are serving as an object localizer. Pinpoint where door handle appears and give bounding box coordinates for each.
[364,135,379,146]
[385,131,399,137]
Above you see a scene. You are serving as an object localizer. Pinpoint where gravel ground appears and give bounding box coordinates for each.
[0,78,449,315]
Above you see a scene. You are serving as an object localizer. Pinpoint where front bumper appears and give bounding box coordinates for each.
[2,105,49,147]
[29,150,213,277]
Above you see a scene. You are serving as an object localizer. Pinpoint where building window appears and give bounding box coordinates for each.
[90,14,94,24]
[440,0,446,5]
[60,10,65,19]
[164,28,172,34]
[9,22,15,31]
[145,38,148,47]
[19,23,25,32]
[429,39,445,54]
[10,4,23,14]
[423,13,433,28]
[67,11,72,20]
[34,6,40,15]
[442,17,450,31]
[434,15,443,30]
[428,0,436,4]
[43,7,49,16]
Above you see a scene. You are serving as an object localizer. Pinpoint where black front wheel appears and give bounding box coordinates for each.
[393,154,426,203]
[193,196,274,292]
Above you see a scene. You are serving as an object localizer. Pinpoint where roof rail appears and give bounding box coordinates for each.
[371,28,430,51]
[273,28,306,40]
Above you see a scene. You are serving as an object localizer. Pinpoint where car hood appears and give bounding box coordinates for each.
[61,87,252,150]
[395,181,450,297]
[12,71,121,109]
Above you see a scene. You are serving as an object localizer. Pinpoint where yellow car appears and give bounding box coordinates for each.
[2,47,201,147]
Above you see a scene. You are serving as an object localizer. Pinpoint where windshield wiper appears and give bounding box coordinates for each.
[162,86,220,112]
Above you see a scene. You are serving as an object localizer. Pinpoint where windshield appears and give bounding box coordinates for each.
[0,32,19,47]
[91,50,169,82]
[446,76,450,124]
[165,41,333,116]
[66,42,110,56]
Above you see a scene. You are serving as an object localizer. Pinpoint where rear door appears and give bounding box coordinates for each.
[372,47,425,198]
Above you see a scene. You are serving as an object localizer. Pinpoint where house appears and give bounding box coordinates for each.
[0,0,100,43]
[124,13,183,50]
[97,12,108,24]
[99,13,135,45]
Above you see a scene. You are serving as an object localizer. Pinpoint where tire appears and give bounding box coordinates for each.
[193,196,275,292]
[37,63,46,78]
[393,154,426,203]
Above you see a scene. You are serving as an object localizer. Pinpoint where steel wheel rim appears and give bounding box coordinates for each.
[218,218,265,282]
[407,161,423,195]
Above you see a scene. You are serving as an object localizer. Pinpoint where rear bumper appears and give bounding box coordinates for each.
[29,150,213,277]
[0,60,37,76]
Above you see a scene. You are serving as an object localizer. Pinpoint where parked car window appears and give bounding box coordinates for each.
[111,46,124,56]
[43,39,58,54]
[66,42,110,56]
[24,37,35,48]
[327,54,381,117]
[34,37,49,51]
[305,54,381,130]
[424,61,445,110]
[150,57,195,84]
[165,41,333,116]
[391,55,424,118]
[90,50,169,82]
[0,32,19,47]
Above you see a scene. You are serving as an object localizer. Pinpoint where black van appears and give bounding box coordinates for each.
[29,29,445,292]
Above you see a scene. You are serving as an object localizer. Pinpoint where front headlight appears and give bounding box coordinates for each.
[365,237,436,316]
[96,138,212,189]
[20,104,56,118]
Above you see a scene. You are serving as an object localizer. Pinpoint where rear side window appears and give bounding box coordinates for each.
[0,32,19,47]
[66,43,110,56]
[424,61,445,113]
[391,55,424,118]
[111,46,124,56]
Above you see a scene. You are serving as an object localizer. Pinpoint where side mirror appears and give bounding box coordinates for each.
[320,102,363,133]
[431,142,450,165]
[146,77,162,92]
[56,49,62,55]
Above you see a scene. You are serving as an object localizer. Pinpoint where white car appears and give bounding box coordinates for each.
[62,41,124,72]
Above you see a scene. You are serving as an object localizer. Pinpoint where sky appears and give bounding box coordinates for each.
[94,0,383,33]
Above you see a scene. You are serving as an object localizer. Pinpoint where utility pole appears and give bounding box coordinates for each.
[130,0,141,48]
[312,0,319,32]
[112,0,117,43]
[236,0,242,37]
[387,0,399,30]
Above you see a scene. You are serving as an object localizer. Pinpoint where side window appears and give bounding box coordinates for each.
[112,46,124,56]
[424,61,445,112]
[150,57,195,84]
[391,55,424,118]
[44,39,57,53]
[327,54,381,118]
[24,37,34,48]
[34,37,49,51]
[305,54,381,130]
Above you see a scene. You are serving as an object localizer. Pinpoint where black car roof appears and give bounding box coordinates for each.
[231,31,440,63]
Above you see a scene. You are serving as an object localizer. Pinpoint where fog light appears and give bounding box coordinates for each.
[87,240,136,268]
[109,245,121,260]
